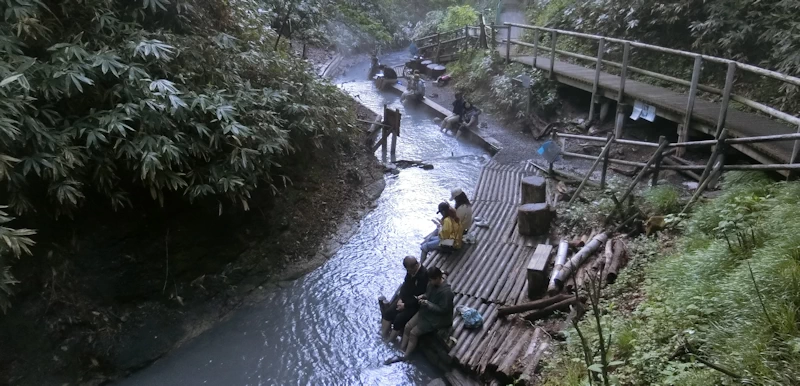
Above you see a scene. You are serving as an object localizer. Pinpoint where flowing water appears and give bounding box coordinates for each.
[118,52,488,386]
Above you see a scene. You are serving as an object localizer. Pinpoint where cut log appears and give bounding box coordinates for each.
[601,239,613,279]
[519,340,549,382]
[605,239,628,284]
[526,244,553,299]
[524,297,580,321]
[517,203,553,236]
[546,240,570,295]
[553,233,608,291]
[521,175,547,204]
[498,294,572,316]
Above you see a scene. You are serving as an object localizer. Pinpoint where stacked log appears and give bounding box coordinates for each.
[552,233,608,292]
[512,328,551,383]
[523,297,581,322]
[605,239,628,284]
[546,240,570,296]
[497,294,572,316]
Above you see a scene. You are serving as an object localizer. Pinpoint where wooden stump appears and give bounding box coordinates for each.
[517,203,552,236]
[526,244,553,299]
[521,176,547,204]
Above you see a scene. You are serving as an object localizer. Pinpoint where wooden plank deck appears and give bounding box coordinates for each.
[420,160,552,378]
[508,53,797,165]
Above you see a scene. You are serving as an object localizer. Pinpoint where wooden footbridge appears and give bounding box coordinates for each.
[415,21,800,176]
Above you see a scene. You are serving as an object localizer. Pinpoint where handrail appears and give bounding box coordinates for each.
[504,22,800,87]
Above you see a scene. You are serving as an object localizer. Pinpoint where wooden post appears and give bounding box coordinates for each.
[698,129,727,186]
[505,25,512,63]
[490,23,496,49]
[675,124,688,158]
[589,38,606,121]
[435,33,441,63]
[715,62,736,138]
[549,30,557,78]
[390,108,400,163]
[651,136,667,186]
[600,132,612,189]
[681,55,702,154]
[614,42,630,139]
[302,43,307,59]
[479,14,487,49]
[789,124,800,180]
[532,29,540,67]
[568,134,615,206]
[526,244,553,299]
[548,131,557,175]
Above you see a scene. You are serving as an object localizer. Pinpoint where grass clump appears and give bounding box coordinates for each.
[642,185,681,216]
[544,172,800,385]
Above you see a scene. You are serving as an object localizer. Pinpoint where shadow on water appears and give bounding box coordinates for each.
[118,52,488,386]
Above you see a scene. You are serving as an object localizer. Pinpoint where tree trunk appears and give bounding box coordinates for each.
[521,175,547,204]
[517,203,552,236]
[524,297,580,321]
[553,233,608,291]
[605,239,628,284]
[601,239,613,280]
[546,240,569,295]
[498,293,572,316]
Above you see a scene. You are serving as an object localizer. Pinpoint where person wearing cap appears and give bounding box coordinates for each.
[450,188,474,234]
[420,202,463,257]
[381,256,428,343]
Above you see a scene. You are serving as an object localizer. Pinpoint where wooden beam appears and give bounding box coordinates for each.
[589,38,605,121]
[549,30,557,78]
[715,62,736,138]
[651,136,667,186]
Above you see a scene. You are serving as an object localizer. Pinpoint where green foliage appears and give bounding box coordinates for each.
[546,173,800,385]
[0,206,35,313]
[642,185,681,216]
[0,0,353,217]
[449,50,559,122]
[440,5,478,33]
[335,2,394,48]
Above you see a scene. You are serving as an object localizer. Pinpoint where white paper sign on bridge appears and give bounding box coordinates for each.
[631,101,657,122]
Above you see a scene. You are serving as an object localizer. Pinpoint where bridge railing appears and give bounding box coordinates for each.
[503,22,800,164]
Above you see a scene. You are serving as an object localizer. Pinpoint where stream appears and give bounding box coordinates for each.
[118,52,488,386]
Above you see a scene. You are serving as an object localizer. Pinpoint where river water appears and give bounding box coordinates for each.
[118,52,488,386]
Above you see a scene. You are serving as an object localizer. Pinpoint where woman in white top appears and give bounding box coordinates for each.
[450,188,474,234]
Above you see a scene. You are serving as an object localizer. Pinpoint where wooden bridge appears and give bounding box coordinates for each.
[415,21,800,176]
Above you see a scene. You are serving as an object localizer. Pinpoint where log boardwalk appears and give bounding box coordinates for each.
[420,160,553,382]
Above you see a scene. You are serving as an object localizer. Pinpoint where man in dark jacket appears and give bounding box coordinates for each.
[375,65,398,90]
[381,256,428,342]
[399,267,454,361]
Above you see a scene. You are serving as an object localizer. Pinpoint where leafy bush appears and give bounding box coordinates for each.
[0,207,35,313]
[440,5,478,32]
[450,50,558,121]
[0,0,353,217]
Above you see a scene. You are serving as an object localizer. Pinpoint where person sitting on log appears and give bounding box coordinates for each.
[380,256,428,343]
[450,188,473,235]
[385,267,454,364]
[420,202,462,258]
[375,65,398,90]
[440,92,465,131]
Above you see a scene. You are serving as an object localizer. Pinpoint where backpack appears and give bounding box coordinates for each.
[457,305,484,329]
